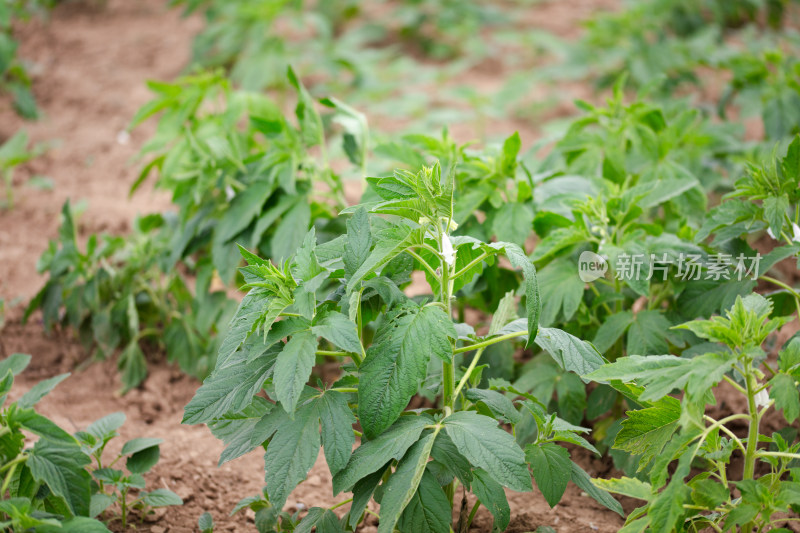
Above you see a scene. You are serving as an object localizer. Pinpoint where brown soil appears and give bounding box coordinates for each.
[0,0,630,531]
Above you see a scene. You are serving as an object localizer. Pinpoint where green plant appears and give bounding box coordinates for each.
[129,67,364,284]
[0,353,109,531]
[0,130,46,209]
[587,293,800,532]
[199,511,214,532]
[76,412,182,529]
[25,202,235,390]
[0,0,56,118]
[184,163,620,532]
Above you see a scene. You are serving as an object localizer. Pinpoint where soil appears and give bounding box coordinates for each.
[0,0,655,531]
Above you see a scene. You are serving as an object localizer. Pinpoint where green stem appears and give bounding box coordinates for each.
[760,275,800,317]
[316,350,348,357]
[330,497,353,511]
[453,346,486,401]
[121,489,128,530]
[742,369,760,481]
[466,499,481,529]
[452,252,489,279]
[453,330,528,354]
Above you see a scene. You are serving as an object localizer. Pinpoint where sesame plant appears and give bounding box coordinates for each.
[25,202,234,390]
[0,129,46,209]
[586,293,800,532]
[129,67,365,283]
[0,353,181,531]
[183,163,621,532]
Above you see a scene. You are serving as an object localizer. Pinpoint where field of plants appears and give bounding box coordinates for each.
[2,0,800,531]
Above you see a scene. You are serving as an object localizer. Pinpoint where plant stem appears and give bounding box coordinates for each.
[742,368,760,481]
[453,330,528,354]
[453,346,486,401]
[121,489,128,530]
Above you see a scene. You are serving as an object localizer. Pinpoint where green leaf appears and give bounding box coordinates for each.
[332,415,430,494]
[217,180,274,243]
[349,464,389,529]
[592,477,652,501]
[312,311,362,354]
[770,373,800,423]
[28,438,92,516]
[209,397,273,465]
[570,462,624,516]
[118,342,147,393]
[86,412,126,441]
[430,432,473,486]
[491,203,534,244]
[690,479,729,510]
[274,330,318,415]
[318,391,356,476]
[346,225,421,293]
[592,311,633,355]
[198,511,214,533]
[121,437,163,456]
[464,388,521,424]
[271,200,311,262]
[537,260,583,326]
[525,443,571,507]
[397,469,451,533]
[17,373,69,409]
[183,345,278,424]
[444,411,532,492]
[377,432,437,533]
[359,305,454,438]
[39,517,112,533]
[763,194,790,239]
[649,480,688,533]
[471,468,511,532]
[0,353,31,377]
[141,488,183,507]
[614,398,681,469]
[344,207,372,279]
[535,327,605,376]
[626,310,671,355]
[126,444,161,474]
[263,401,321,510]
[90,493,115,518]
[501,243,541,345]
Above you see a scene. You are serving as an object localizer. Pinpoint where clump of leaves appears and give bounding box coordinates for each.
[0,0,56,118]
[0,130,46,209]
[0,353,180,531]
[184,162,620,532]
[0,353,109,531]
[587,294,800,531]
[129,67,366,284]
[25,202,235,390]
[78,412,182,529]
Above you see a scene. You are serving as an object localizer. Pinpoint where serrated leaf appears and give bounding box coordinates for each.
[626,310,671,356]
[570,462,624,516]
[359,305,454,438]
[614,398,681,468]
[649,480,688,533]
[347,225,421,293]
[464,388,521,425]
[471,468,510,532]
[28,438,92,516]
[397,469,451,533]
[444,411,532,492]
[592,311,633,355]
[537,260,583,326]
[312,311,362,354]
[86,412,126,441]
[525,442,571,507]
[770,373,800,423]
[183,345,279,424]
[378,432,437,533]
[209,397,273,465]
[344,207,372,279]
[263,401,321,510]
[535,327,605,376]
[318,391,356,476]
[492,203,533,244]
[592,477,652,501]
[333,415,430,494]
[274,330,319,415]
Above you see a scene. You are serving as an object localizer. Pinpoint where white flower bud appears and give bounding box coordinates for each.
[792,223,800,243]
[441,233,456,266]
[755,389,770,409]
